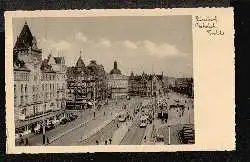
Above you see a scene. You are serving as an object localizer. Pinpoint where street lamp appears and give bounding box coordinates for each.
[168,125,171,145]
[42,104,46,145]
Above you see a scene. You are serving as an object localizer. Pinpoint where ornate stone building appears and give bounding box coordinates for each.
[14,22,67,135]
[66,55,108,109]
[108,61,128,99]
[128,72,164,97]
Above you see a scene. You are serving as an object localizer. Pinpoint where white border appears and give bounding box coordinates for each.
[5,9,235,153]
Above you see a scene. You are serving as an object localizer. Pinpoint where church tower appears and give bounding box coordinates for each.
[14,22,42,69]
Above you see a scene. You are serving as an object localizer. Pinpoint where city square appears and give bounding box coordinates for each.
[13,17,194,146]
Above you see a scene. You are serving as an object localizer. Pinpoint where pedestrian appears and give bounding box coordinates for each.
[96,140,99,145]
[47,137,49,144]
[104,111,105,116]
[144,136,146,142]
[117,123,119,128]
[25,138,29,146]
[109,138,112,144]
[105,140,107,145]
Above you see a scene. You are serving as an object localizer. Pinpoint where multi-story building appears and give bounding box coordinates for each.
[108,61,128,99]
[14,22,67,136]
[128,72,164,97]
[173,77,194,97]
[66,55,108,110]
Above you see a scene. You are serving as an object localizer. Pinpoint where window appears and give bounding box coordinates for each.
[14,96,17,106]
[21,84,23,93]
[25,95,28,103]
[20,96,24,104]
[14,84,16,94]
[25,84,27,93]
[21,108,26,116]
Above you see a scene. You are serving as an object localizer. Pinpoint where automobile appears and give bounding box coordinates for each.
[155,135,165,145]
[34,124,41,134]
[46,122,55,131]
[60,118,68,125]
[69,114,77,121]
[52,119,60,127]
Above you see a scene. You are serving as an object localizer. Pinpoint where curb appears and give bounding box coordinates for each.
[49,112,104,144]
[79,112,123,143]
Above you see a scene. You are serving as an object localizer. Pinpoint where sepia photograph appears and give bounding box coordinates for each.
[5,9,234,153]
[12,16,194,146]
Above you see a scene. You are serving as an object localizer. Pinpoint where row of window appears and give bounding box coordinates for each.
[20,101,63,116]
[14,72,29,81]
[41,73,66,81]
[14,83,65,95]
[42,83,65,91]
[15,93,65,107]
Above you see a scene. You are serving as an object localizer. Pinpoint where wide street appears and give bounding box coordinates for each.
[21,91,194,146]
[49,96,143,145]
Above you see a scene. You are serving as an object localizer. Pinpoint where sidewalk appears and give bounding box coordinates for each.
[79,111,124,144]
[21,103,121,146]
[111,120,133,145]
[141,123,154,145]
[51,107,123,144]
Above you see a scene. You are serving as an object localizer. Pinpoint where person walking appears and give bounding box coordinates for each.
[25,138,29,146]
[109,138,112,144]
[96,140,99,145]
[105,140,107,145]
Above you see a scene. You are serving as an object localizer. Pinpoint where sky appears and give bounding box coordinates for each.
[12,16,193,77]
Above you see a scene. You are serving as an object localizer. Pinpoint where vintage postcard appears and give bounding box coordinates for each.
[5,9,235,153]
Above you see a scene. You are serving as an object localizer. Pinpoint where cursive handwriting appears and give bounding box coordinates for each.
[206,29,224,36]
[195,16,224,36]
[196,16,217,23]
[195,22,217,29]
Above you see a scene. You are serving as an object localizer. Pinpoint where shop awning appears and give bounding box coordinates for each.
[15,109,64,128]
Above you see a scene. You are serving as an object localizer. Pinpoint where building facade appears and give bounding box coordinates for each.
[128,72,164,97]
[14,22,67,135]
[66,55,108,110]
[108,61,128,99]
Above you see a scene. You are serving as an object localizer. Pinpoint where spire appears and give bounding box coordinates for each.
[75,50,85,68]
[114,60,118,69]
[14,21,34,49]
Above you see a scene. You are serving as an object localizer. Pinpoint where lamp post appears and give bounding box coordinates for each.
[42,104,46,145]
[168,125,171,145]
[93,81,96,119]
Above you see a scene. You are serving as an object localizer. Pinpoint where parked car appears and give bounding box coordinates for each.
[34,124,41,134]
[52,119,60,127]
[60,118,68,125]
[46,122,55,131]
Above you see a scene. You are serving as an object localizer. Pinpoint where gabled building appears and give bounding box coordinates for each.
[128,72,164,97]
[14,22,67,136]
[66,55,108,110]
